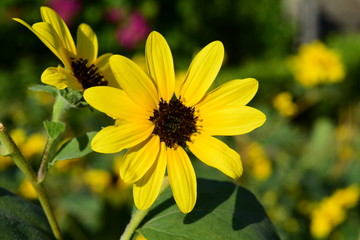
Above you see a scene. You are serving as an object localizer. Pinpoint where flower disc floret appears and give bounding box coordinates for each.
[150,98,198,149]
[71,58,108,89]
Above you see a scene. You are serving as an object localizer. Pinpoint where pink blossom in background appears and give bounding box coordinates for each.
[116,11,151,50]
[104,7,123,23]
[48,0,82,25]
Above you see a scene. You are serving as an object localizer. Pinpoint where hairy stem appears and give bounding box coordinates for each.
[120,177,169,240]
[38,94,69,182]
[0,123,62,240]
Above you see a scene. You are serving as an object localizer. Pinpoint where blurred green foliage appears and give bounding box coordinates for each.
[0,0,359,240]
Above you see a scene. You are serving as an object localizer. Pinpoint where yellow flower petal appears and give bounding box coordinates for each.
[200,106,266,136]
[84,86,148,119]
[110,55,158,112]
[40,6,76,56]
[76,23,98,64]
[133,142,167,210]
[120,136,160,183]
[177,41,224,106]
[91,120,154,153]
[41,66,82,90]
[167,147,197,213]
[188,134,243,179]
[145,31,175,101]
[94,53,119,88]
[13,19,70,68]
[196,78,258,113]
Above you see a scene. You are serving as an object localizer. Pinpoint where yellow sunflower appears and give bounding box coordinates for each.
[13,7,118,90]
[84,31,266,213]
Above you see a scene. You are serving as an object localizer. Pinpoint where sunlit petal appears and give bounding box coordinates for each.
[41,66,82,90]
[145,31,175,101]
[94,53,119,88]
[77,23,98,64]
[200,106,266,136]
[120,136,160,183]
[133,142,167,210]
[196,78,258,113]
[188,134,243,179]
[167,147,197,213]
[110,55,158,112]
[40,6,76,55]
[84,86,148,119]
[13,19,71,69]
[177,41,224,106]
[91,120,153,153]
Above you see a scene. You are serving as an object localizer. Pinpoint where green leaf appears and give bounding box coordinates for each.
[51,131,97,164]
[0,187,54,240]
[43,121,65,140]
[28,84,58,97]
[135,178,279,240]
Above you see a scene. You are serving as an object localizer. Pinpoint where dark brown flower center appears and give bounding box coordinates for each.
[71,58,108,89]
[149,98,198,149]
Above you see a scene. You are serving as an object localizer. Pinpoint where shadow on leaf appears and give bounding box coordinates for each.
[233,187,280,239]
[142,196,175,223]
[184,178,235,224]
[233,187,266,230]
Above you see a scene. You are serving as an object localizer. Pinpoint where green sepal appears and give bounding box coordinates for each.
[59,88,88,108]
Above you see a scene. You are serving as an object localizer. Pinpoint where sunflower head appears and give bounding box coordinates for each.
[149,97,199,149]
[13,7,117,91]
[84,31,266,213]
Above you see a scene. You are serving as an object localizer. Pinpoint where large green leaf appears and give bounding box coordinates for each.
[135,178,279,240]
[0,187,54,240]
[51,131,97,164]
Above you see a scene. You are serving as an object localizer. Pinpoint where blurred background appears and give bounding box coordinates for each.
[0,0,360,239]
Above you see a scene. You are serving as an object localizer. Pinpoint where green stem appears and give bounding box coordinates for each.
[120,177,169,240]
[38,94,69,182]
[120,207,150,240]
[52,94,70,122]
[0,123,63,240]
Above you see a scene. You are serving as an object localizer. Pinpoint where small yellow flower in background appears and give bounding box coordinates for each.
[83,169,112,194]
[84,31,266,213]
[19,179,37,199]
[54,158,83,172]
[335,124,354,142]
[21,133,47,159]
[30,91,55,106]
[310,184,359,239]
[335,124,356,162]
[0,156,13,171]
[10,128,26,146]
[288,40,345,87]
[245,142,272,180]
[13,7,118,90]
[331,184,360,209]
[272,91,298,117]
